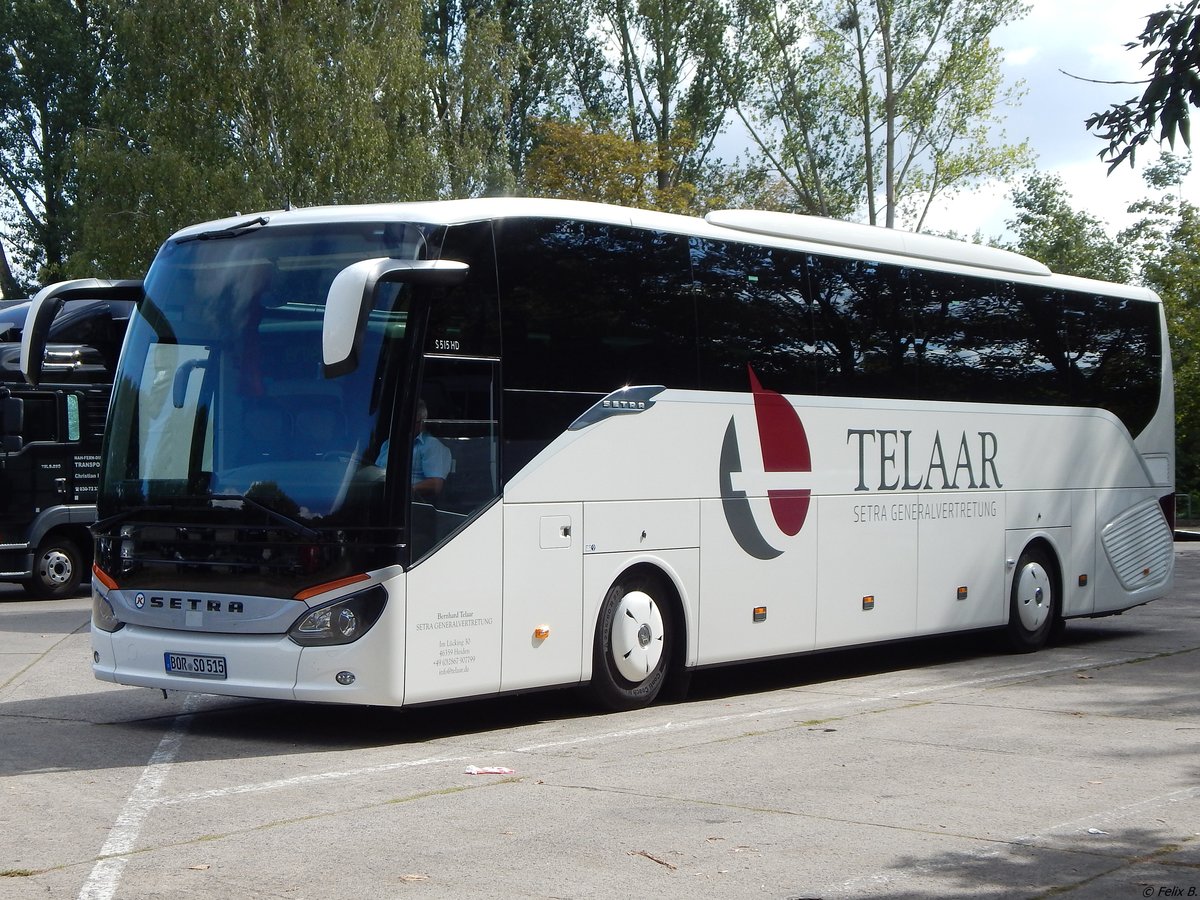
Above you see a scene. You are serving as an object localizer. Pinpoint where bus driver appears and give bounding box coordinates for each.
[375,399,452,502]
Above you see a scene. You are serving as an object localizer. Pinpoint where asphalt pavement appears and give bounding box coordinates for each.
[1,546,1198,899]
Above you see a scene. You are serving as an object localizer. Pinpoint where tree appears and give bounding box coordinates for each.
[1086,0,1200,173]
[721,0,862,218]
[497,0,612,186]
[0,0,106,294]
[1004,172,1132,282]
[523,118,694,211]
[425,0,515,197]
[728,0,1031,229]
[595,0,734,201]
[1124,156,1200,494]
[72,0,435,277]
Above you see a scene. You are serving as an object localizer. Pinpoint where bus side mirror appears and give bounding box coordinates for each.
[1,396,22,452]
[322,259,468,378]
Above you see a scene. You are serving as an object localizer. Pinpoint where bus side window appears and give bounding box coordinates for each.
[495,218,695,395]
[809,254,918,400]
[913,270,1022,403]
[495,218,695,482]
[691,237,816,394]
[1068,292,1161,435]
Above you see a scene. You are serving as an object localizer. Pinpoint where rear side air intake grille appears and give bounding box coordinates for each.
[1101,499,1174,591]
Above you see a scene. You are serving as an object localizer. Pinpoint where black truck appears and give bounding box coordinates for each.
[1,281,140,597]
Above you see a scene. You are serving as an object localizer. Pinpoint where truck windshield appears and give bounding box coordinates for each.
[101,221,425,531]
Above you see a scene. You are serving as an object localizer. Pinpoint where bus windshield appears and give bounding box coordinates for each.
[101,221,425,530]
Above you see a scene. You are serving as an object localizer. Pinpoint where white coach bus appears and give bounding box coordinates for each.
[27,199,1174,710]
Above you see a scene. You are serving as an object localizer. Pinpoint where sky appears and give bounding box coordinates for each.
[922,0,1198,241]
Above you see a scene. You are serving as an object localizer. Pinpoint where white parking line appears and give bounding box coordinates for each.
[77,698,199,900]
[157,754,477,806]
[71,647,1152,900]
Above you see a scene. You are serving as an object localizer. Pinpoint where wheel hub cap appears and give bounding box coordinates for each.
[611,590,665,684]
[40,551,73,586]
[1017,563,1050,631]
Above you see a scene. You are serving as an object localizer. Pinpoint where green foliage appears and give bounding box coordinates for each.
[595,0,733,198]
[1004,172,1133,282]
[426,2,514,197]
[721,0,863,217]
[494,0,612,184]
[523,119,695,212]
[0,0,106,292]
[1086,0,1200,172]
[1125,157,1200,492]
[0,0,1127,287]
[727,0,1031,227]
[73,0,437,277]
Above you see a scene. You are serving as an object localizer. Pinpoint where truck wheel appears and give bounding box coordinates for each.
[26,537,83,599]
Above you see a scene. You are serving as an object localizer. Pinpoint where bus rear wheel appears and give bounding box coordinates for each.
[26,537,83,600]
[1005,545,1057,652]
[591,573,673,711]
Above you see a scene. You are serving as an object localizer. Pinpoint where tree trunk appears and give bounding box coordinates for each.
[0,237,21,299]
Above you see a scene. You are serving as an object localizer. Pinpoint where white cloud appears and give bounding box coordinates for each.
[1005,46,1038,66]
[920,0,1195,249]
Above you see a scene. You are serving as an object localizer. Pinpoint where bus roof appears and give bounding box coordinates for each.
[168,198,1158,303]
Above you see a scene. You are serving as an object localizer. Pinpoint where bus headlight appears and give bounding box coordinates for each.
[287,586,387,647]
[92,589,123,633]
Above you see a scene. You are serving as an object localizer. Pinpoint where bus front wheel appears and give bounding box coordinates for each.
[591,573,673,711]
[26,536,83,600]
[1005,545,1058,652]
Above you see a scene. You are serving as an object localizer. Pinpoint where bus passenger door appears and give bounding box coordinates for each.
[501,502,583,692]
[402,356,504,705]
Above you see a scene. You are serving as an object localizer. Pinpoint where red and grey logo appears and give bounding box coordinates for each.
[719,368,812,559]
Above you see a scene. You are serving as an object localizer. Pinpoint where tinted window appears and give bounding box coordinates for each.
[691,238,817,394]
[21,394,58,442]
[428,222,502,357]
[495,218,695,481]
[495,219,695,393]
[490,219,1164,476]
[912,270,1162,433]
[808,254,918,399]
[1062,290,1162,434]
[914,272,1059,403]
[411,355,500,560]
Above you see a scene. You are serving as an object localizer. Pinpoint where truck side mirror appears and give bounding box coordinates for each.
[21,278,142,386]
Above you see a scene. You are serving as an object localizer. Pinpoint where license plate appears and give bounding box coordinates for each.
[164,652,227,680]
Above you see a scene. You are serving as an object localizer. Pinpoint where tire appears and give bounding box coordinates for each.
[1005,545,1058,652]
[25,537,83,600]
[591,573,673,711]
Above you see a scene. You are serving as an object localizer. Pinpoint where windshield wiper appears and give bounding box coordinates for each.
[175,215,270,244]
[95,495,319,541]
[208,493,320,540]
[91,505,175,536]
